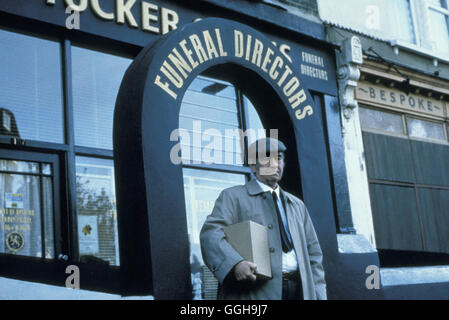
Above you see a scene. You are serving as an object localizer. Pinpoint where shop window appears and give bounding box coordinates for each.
[0,29,64,143]
[359,107,405,135]
[245,96,266,145]
[180,76,265,299]
[75,156,119,266]
[406,117,446,141]
[184,168,245,299]
[359,106,449,259]
[72,46,132,150]
[179,76,242,165]
[0,159,55,258]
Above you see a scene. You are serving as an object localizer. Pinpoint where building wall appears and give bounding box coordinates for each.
[321,0,449,299]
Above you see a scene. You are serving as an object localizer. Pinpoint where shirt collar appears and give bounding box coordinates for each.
[255,178,280,197]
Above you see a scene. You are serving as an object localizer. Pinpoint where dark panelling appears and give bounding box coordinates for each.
[323,95,354,233]
[411,140,449,187]
[369,184,423,252]
[418,188,449,254]
[363,132,414,183]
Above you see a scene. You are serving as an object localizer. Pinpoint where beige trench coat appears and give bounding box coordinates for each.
[200,179,327,300]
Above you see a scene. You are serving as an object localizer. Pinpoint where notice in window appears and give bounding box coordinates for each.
[5,193,24,209]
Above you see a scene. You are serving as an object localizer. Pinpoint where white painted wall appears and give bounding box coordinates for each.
[341,106,377,247]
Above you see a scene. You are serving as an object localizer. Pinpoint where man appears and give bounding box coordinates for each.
[200,137,326,300]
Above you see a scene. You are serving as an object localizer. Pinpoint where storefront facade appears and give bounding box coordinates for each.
[0,0,381,299]
[322,0,449,299]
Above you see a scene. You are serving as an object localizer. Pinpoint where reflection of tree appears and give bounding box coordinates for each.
[76,176,115,265]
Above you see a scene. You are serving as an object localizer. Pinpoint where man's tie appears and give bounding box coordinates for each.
[271,191,293,253]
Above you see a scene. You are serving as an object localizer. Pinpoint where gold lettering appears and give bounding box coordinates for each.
[283,76,299,97]
[279,44,292,63]
[189,34,208,64]
[161,7,179,34]
[289,89,308,109]
[202,30,219,59]
[116,0,138,28]
[277,65,292,87]
[160,61,183,88]
[168,48,192,79]
[215,28,227,57]
[234,30,244,58]
[141,2,159,33]
[245,34,252,61]
[269,56,283,81]
[261,47,274,73]
[179,40,199,69]
[91,0,114,20]
[251,39,264,67]
[296,105,314,120]
[65,0,88,11]
[154,75,177,99]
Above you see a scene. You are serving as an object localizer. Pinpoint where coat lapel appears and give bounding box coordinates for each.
[245,178,265,196]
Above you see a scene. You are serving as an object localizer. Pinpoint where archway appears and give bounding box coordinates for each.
[113,18,316,299]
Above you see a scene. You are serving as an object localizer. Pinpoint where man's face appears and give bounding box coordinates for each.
[251,152,285,187]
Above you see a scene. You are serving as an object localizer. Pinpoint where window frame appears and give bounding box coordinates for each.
[359,104,449,262]
[180,74,270,299]
[0,20,127,293]
[359,104,449,145]
[180,73,257,177]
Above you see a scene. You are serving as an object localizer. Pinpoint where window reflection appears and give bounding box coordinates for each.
[76,157,119,266]
[0,160,54,259]
[359,107,404,134]
[245,96,266,147]
[407,117,445,141]
[179,76,243,166]
[183,168,246,299]
[72,46,132,150]
[0,29,64,143]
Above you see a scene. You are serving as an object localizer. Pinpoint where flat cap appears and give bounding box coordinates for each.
[247,137,286,164]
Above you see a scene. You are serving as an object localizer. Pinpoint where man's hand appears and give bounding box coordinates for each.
[234,261,257,282]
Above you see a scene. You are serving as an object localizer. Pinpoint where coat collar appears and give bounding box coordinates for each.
[245,179,293,203]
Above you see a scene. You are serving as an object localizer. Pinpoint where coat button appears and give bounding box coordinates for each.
[268,224,273,229]
[269,247,275,253]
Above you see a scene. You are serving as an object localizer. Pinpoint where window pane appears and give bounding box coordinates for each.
[318,0,415,44]
[183,168,246,299]
[76,156,119,266]
[359,107,404,133]
[407,117,445,140]
[245,96,266,146]
[388,0,416,43]
[179,76,243,166]
[42,163,52,175]
[0,29,64,143]
[72,47,132,150]
[0,160,39,173]
[0,160,54,259]
[428,9,449,54]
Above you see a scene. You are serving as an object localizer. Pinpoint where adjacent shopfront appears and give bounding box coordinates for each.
[356,62,449,263]
[0,0,382,299]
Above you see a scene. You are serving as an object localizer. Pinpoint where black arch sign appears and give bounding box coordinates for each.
[113,17,318,299]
